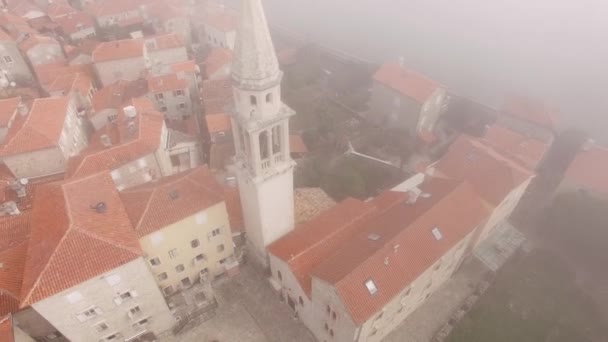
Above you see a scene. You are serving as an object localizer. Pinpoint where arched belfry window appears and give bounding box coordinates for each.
[272,125,281,154]
[250,95,257,106]
[266,92,273,103]
[259,131,269,159]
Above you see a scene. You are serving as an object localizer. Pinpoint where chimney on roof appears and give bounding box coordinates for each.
[124,105,137,120]
[406,187,422,205]
[100,134,112,147]
[17,102,28,116]
[0,201,20,216]
[127,121,137,136]
[8,178,28,199]
[91,202,107,213]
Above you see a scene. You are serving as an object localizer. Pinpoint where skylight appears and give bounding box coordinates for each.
[367,233,381,241]
[365,279,378,295]
[432,227,443,241]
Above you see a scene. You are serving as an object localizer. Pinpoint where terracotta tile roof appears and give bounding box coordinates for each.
[20,172,142,306]
[482,124,548,170]
[223,186,243,233]
[67,98,164,179]
[0,98,20,127]
[8,0,44,19]
[47,72,93,97]
[201,79,233,115]
[0,28,12,42]
[268,197,380,296]
[120,166,224,238]
[373,63,441,104]
[147,73,187,93]
[204,48,232,78]
[91,79,149,112]
[502,95,558,130]
[34,63,92,88]
[46,0,77,19]
[289,134,308,154]
[205,113,231,134]
[204,13,237,32]
[0,214,31,316]
[145,0,185,22]
[92,38,144,63]
[18,34,60,53]
[145,33,184,51]
[26,16,58,32]
[54,11,95,34]
[433,135,533,206]
[294,188,335,224]
[311,179,490,324]
[0,97,70,157]
[170,59,198,74]
[563,144,608,194]
[0,315,14,342]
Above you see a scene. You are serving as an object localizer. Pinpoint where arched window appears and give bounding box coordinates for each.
[250,95,257,106]
[277,271,282,281]
[266,92,273,103]
[299,296,304,306]
[272,125,281,154]
[259,131,269,160]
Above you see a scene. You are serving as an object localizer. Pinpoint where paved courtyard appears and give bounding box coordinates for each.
[163,261,315,342]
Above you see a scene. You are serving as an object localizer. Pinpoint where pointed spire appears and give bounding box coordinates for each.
[231,0,281,90]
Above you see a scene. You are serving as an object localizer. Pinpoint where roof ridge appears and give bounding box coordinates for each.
[133,186,157,230]
[185,171,222,197]
[76,227,140,255]
[21,226,71,305]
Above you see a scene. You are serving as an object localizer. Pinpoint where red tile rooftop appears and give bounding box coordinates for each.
[289,134,308,154]
[147,73,187,93]
[120,166,224,238]
[20,172,142,306]
[564,143,608,195]
[0,97,70,157]
[205,113,232,134]
[201,79,233,115]
[204,48,232,78]
[145,33,185,51]
[92,38,144,63]
[0,213,31,316]
[482,124,548,170]
[54,11,95,34]
[373,63,441,104]
[91,79,149,112]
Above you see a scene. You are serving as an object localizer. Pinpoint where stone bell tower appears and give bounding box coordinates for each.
[230,0,295,262]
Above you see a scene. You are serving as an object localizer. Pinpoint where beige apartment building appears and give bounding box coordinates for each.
[268,178,490,342]
[19,172,174,342]
[0,96,89,179]
[120,166,238,296]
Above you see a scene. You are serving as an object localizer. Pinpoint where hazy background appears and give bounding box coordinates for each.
[235,0,608,141]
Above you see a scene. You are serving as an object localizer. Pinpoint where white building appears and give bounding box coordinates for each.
[230,0,295,263]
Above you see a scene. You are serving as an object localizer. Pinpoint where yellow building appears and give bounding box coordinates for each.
[120,166,237,296]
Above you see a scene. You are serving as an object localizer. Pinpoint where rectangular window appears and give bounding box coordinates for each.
[3,56,13,63]
[175,264,185,272]
[76,306,102,322]
[94,321,109,332]
[191,239,200,248]
[217,244,225,253]
[103,332,121,341]
[160,106,167,112]
[158,272,168,281]
[170,155,180,167]
[149,257,161,266]
[212,228,221,236]
[365,279,378,295]
[163,285,174,296]
[178,103,186,109]
[154,92,164,100]
[173,90,184,96]
[128,306,142,318]
[168,248,179,259]
[195,254,206,262]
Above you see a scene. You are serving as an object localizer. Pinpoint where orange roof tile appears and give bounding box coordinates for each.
[86,0,148,17]
[20,172,142,306]
[502,95,558,130]
[201,79,233,115]
[92,38,144,63]
[311,179,489,324]
[145,33,184,51]
[0,315,13,342]
[53,11,95,34]
[0,98,20,127]
[433,135,533,206]
[205,113,231,134]
[564,144,608,194]
[373,63,441,104]
[289,134,308,154]
[120,167,224,238]
[67,98,164,179]
[204,13,237,32]
[204,48,232,78]
[47,72,92,97]
[170,59,198,74]
[0,97,70,157]
[0,214,31,316]
[147,73,187,93]
[34,63,92,88]
[482,124,548,170]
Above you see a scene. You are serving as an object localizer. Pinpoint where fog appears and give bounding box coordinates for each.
[249,0,608,141]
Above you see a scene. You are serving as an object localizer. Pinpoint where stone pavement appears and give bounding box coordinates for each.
[382,258,488,342]
[162,261,315,342]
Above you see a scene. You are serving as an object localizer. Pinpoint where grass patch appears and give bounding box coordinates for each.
[448,251,606,342]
